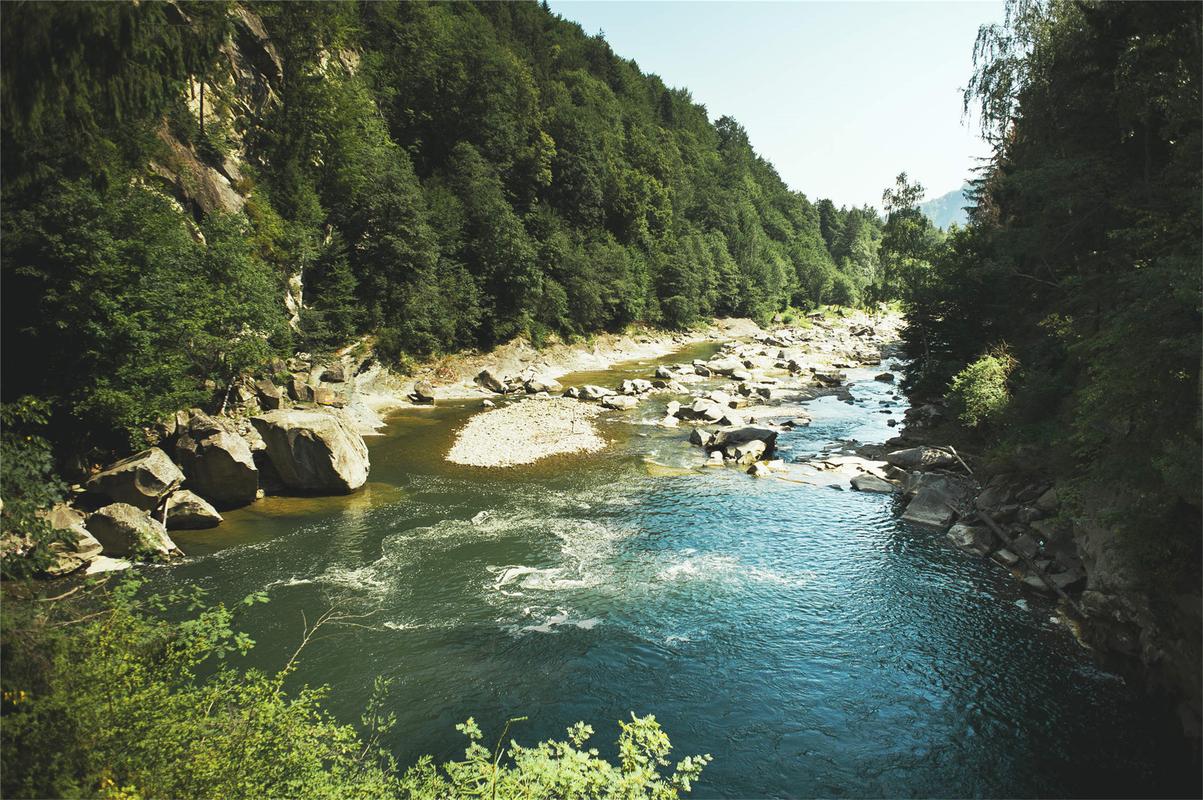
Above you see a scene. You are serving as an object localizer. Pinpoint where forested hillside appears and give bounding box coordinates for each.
[895,0,1201,706]
[1,1,881,459]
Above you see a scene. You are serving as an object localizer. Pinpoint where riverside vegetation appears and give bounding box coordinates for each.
[1,0,1200,796]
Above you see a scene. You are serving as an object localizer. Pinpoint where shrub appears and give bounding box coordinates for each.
[948,346,1017,427]
[1,579,710,799]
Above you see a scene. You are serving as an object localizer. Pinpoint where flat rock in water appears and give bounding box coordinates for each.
[851,473,897,494]
[601,394,637,410]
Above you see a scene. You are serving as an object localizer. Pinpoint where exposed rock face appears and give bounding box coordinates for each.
[86,448,184,511]
[165,490,223,530]
[86,503,180,558]
[175,416,258,509]
[251,409,370,494]
[884,446,957,471]
[288,375,314,402]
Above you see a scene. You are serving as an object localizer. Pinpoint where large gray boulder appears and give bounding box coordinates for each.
[524,376,563,394]
[86,448,183,511]
[256,378,284,410]
[86,503,180,558]
[175,415,258,509]
[251,409,370,494]
[165,490,223,530]
[885,446,957,471]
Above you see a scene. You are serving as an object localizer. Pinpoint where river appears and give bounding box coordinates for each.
[159,341,1197,798]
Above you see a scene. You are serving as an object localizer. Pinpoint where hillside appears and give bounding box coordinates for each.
[918,183,969,229]
[1,1,879,461]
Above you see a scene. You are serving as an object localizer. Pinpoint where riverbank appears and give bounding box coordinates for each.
[442,308,904,469]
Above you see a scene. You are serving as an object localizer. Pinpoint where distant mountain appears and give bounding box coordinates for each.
[920,183,971,229]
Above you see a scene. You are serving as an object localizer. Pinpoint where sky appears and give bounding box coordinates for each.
[549,1,1006,209]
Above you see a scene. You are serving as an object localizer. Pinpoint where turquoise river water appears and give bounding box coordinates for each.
[158,343,1198,798]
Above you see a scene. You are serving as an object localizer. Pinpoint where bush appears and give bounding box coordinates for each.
[1,578,711,799]
[947,346,1017,427]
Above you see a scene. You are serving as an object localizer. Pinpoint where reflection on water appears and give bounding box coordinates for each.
[159,344,1198,798]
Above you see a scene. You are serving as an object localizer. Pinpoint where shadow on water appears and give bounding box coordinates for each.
[162,344,1199,799]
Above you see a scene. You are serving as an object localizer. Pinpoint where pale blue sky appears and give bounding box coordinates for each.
[549,1,1005,209]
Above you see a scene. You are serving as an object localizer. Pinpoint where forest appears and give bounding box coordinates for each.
[1,0,883,460]
[1,1,1199,797]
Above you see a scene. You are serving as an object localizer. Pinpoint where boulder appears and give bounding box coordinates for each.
[313,387,346,407]
[524,376,563,395]
[727,439,766,464]
[689,428,714,448]
[482,399,496,408]
[665,400,681,417]
[577,384,614,401]
[1034,486,1059,514]
[851,473,897,494]
[655,366,675,379]
[659,415,679,428]
[411,380,436,405]
[42,504,103,576]
[947,523,995,556]
[86,448,183,511]
[874,373,896,383]
[86,503,180,558]
[320,364,346,383]
[747,462,773,478]
[165,490,223,530]
[717,412,745,428]
[256,378,284,410]
[707,423,774,454]
[706,358,744,377]
[884,446,957,471]
[175,419,258,509]
[475,368,508,394]
[601,394,637,410]
[901,483,959,529]
[288,375,314,403]
[251,409,370,494]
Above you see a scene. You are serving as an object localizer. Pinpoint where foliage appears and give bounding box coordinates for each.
[904,0,1201,575]
[1,578,709,800]
[1,0,890,461]
[0,398,69,579]
[948,347,1016,427]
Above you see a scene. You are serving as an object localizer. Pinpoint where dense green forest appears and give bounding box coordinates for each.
[895,0,1201,606]
[1,0,883,459]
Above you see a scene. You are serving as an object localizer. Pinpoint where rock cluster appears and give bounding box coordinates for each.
[43,356,376,577]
